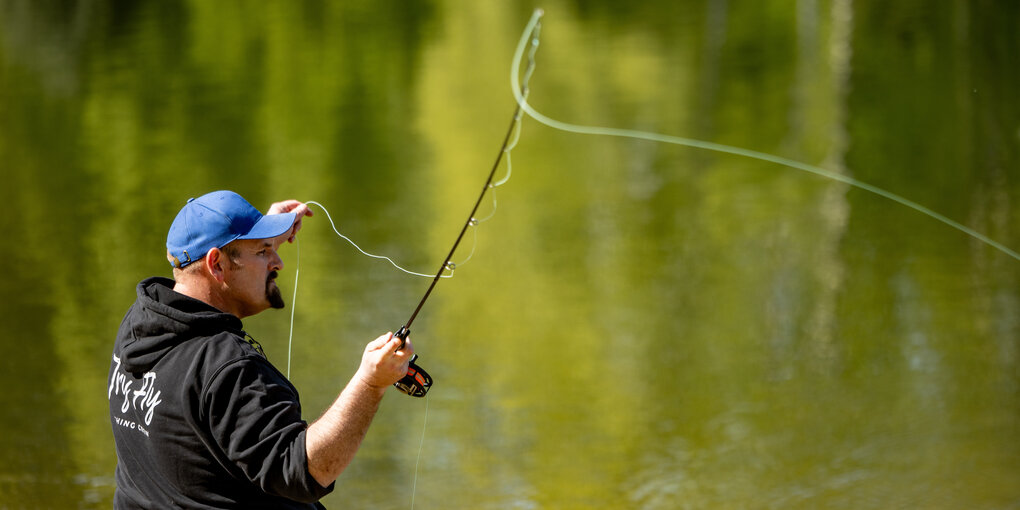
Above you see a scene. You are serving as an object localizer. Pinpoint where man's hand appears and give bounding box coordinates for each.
[356,333,414,391]
[267,200,313,243]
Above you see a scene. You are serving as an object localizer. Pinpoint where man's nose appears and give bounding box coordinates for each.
[270,251,283,271]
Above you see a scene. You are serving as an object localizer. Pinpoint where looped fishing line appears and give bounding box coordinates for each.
[286,200,471,376]
[305,200,456,279]
[510,9,1020,262]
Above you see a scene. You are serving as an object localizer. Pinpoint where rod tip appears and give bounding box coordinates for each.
[535,8,545,17]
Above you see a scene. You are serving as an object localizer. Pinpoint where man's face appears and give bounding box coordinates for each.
[221,236,287,318]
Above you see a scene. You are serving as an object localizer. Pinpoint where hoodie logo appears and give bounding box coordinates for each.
[109,354,163,433]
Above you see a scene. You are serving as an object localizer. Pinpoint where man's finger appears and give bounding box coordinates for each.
[395,338,413,357]
[366,333,394,351]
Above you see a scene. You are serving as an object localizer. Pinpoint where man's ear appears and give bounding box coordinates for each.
[205,248,227,282]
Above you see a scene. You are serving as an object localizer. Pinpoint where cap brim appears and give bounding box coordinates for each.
[237,212,296,240]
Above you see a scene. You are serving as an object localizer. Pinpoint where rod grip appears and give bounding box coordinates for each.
[395,326,410,350]
[392,327,432,397]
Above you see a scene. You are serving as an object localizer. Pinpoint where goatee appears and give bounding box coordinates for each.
[267,271,285,309]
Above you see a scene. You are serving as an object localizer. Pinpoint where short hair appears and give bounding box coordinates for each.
[169,243,242,279]
[220,242,241,262]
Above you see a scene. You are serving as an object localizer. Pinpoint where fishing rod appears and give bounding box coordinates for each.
[391,102,528,397]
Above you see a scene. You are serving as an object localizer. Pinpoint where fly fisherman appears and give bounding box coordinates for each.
[108,190,413,509]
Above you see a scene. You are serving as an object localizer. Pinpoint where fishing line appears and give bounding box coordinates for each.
[492,110,526,188]
[409,393,430,510]
[287,238,299,379]
[305,200,455,279]
[458,108,525,258]
[453,222,479,268]
[283,200,455,379]
[511,9,1020,262]
[287,190,514,375]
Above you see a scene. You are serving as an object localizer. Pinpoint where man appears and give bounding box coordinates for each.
[108,190,413,509]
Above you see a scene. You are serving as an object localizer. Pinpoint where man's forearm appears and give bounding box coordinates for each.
[305,377,388,487]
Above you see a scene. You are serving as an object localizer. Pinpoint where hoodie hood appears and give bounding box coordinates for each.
[117,277,243,373]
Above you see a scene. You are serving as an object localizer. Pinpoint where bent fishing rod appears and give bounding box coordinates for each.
[392,102,527,397]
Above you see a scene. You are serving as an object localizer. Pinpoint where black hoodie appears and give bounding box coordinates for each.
[108,277,334,509]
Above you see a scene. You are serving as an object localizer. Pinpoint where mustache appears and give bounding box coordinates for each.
[267,271,279,282]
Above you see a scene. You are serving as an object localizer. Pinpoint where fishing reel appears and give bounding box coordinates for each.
[393,327,432,397]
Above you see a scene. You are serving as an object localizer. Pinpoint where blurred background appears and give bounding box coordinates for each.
[1,0,1018,508]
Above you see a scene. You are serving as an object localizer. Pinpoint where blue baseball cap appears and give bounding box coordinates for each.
[166,190,296,268]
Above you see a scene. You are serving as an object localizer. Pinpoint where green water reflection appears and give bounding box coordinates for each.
[1,0,1017,508]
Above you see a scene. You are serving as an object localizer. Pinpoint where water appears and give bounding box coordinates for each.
[1,1,1018,508]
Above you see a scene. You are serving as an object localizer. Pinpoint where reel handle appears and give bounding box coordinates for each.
[392,327,432,397]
